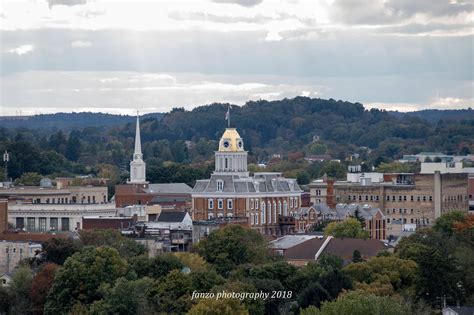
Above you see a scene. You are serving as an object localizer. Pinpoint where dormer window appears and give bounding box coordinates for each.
[217,180,224,191]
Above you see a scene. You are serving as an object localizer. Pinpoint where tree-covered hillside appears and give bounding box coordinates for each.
[0,97,472,186]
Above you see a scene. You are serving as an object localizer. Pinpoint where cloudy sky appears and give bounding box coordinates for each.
[1,0,473,115]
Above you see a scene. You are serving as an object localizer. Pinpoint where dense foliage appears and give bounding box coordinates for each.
[1,213,473,314]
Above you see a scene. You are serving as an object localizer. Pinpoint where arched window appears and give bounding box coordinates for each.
[283,200,288,216]
[278,201,282,215]
[261,202,266,224]
[255,212,259,225]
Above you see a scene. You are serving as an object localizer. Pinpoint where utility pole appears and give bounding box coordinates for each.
[3,150,9,182]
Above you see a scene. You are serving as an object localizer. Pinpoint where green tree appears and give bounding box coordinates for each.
[352,250,363,263]
[9,266,33,314]
[324,218,370,239]
[150,270,193,314]
[395,229,464,305]
[433,210,467,236]
[128,254,184,279]
[300,291,411,315]
[65,133,81,161]
[89,277,154,315]
[187,298,249,315]
[42,238,80,265]
[344,255,418,296]
[45,246,128,313]
[320,161,346,179]
[14,172,42,186]
[195,225,272,275]
[79,229,146,259]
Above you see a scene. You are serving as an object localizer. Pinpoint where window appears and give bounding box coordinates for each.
[61,218,70,231]
[294,198,298,208]
[392,196,396,201]
[278,201,282,216]
[370,196,373,201]
[410,196,414,201]
[398,196,402,201]
[387,218,390,223]
[410,209,414,214]
[429,196,433,202]
[376,196,380,201]
[365,195,369,201]
[93,196,96,203]
[250,199,254,209]
[261,202,266,224]
[16,218,24,229]
[290,198,293,208]
[316,189,321,196]
[27,218,35,231]
[417,196,420,202]
[208,199,214,209]
[208,213,214,220]
[255,212,259,225]
[250,213,255,225]
[227,199,233,210]
[39,218,47,232]
[359,195,362,201]
[50,218,58,231]
[218,199,223,209]
[217,180,224,192]
[255,199,259,210]
[283,201,288,215]
[386,195,390,201]
[224,158,228,169]
[423,196,426,202]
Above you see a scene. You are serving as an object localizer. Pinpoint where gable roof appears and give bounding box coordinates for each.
[157,211,188,222]
[283,237,388,262]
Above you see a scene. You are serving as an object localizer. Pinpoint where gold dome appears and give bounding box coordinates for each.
[218,128,244,152]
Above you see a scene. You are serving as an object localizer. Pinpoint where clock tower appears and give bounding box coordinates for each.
[214,128,248,176]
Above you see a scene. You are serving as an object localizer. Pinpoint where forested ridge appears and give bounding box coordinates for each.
[0,97,473,186]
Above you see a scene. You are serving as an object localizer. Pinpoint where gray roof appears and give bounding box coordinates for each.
[145,183,192,194]
[269,235,320,250]
[192,172,301,194]
[334,203,383,220]
[157,211,188,222]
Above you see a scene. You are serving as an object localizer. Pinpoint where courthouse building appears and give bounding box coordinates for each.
[191,127,303,236]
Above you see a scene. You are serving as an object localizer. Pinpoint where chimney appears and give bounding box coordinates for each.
[0,199,8,233]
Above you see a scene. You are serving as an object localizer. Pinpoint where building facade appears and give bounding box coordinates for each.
[7,203,117,232]
[309,171,469,227]
[191,128,303,236]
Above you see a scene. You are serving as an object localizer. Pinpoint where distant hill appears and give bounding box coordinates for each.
[389,109,474,123]
[0,112,163,130]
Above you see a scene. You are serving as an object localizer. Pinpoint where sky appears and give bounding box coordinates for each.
[1,0,473,116]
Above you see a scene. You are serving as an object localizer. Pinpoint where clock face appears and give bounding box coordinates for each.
[223,140,230,148]
[238,140,243,148]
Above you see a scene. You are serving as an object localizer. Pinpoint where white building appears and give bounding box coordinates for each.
[128,113,147,184]
[8,203,116,232]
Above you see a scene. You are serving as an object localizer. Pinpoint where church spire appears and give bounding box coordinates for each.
[134,111,142,155]
[128,111,147,184]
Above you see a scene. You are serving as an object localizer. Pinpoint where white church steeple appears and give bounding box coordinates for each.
[128,112,147,184]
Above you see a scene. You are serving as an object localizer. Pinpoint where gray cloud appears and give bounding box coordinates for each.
[168,11,273,24]
[47,0,87,8]
[330,0,473,25]
[212,0,263,7]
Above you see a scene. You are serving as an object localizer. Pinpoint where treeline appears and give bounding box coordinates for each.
[0,211,472,314]
[0,97,472,185]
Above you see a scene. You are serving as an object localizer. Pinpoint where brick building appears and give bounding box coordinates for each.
[191,127,302,236]
[309,171,469,227]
